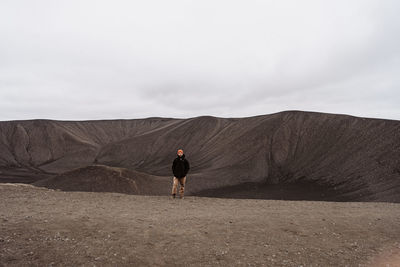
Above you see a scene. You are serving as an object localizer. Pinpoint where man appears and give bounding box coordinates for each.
[171,149,190,199]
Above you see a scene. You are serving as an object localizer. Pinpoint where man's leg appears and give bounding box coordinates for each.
[179,176,186,199]
[171,177,178,198]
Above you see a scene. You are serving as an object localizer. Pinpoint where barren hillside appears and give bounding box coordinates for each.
[1,111,399,202]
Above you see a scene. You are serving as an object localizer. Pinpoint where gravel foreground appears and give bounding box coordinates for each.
[0,184,399,267]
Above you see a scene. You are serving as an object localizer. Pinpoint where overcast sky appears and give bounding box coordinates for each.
[1,0,399,121]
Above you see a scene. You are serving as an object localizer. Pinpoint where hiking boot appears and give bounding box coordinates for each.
[171,194,176,199]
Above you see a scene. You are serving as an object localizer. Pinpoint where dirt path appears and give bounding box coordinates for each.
[0,184,399,266]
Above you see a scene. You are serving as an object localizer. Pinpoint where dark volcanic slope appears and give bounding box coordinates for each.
[33,165,170,195]
[1,111,399,202]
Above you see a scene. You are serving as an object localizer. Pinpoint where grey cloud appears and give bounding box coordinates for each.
[0,0,399,121]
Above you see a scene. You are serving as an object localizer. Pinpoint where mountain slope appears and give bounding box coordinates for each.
[0,111,399,202]
[33,164,170,195]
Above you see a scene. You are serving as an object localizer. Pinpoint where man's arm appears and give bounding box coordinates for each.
[184,159,190,175]
[172,159,176,174]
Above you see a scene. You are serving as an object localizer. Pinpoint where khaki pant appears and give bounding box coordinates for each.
[171,176,186,197]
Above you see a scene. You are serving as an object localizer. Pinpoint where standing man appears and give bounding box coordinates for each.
[171,149,190,199]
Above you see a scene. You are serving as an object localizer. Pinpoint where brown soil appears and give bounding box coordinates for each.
[0,184,399,267]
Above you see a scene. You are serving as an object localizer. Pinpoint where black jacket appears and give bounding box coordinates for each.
[172,154,190,178]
